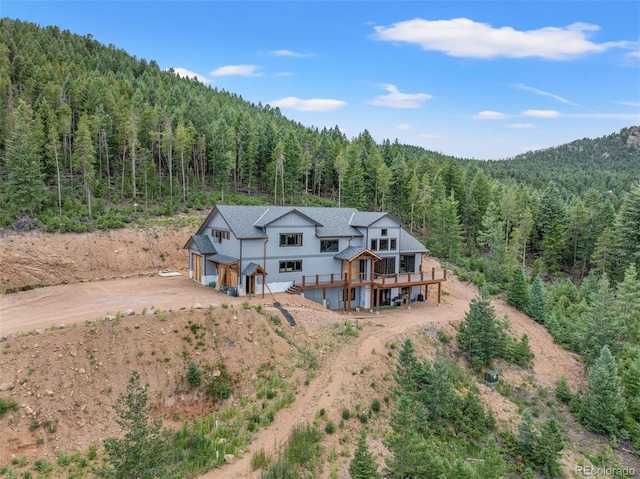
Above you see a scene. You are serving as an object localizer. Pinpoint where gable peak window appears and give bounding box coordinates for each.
[381,228,388,236]
[280,233,303,247]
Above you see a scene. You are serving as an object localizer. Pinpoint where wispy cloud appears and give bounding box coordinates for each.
[612,101,640,107]
[515,83,579,106]
[170,67,210,84]
[270,97,347,112]
[567,112,640,120]
[270,49,313,57]
[276,72,294,77]
[374,18,629,60]
[523,110,560,118]
[507,123,537,129]
[474,110,509,120]
[366,84,432,108]
[211,64,262,77]
[396,123,412,130]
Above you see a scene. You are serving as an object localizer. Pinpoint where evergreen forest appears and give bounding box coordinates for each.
[2,17,640,478]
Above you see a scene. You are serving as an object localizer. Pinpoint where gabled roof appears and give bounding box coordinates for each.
[195,205,428,246]
[334,246,381,262]
[183,234,217,254]
[399,229,428,253]
[242,262,267,276]
[253,207,322,228]
[349,211,388,227]
[207,253,239,265]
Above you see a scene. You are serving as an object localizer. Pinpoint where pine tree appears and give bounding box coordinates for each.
[97,371,173,479]
[457,294,505,369]
[528,276,547,323]
[73,113,96,218]
[581,275,623,367]
[4,99,48,217]
[429,191,463,260]
[349,428,380,479]
[616,264,640,341]
[507,267,530,313]
[537,415,565,478]
[614,184,640,277]
[579,345,625,436]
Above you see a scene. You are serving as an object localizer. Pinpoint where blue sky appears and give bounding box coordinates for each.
[3,1,639,159]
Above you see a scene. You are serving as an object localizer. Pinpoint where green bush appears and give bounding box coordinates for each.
[325,420,336,435]
[554,376,573,403]
[371,399,381,414]
[186,361,202,387]
[342,408,351,421]
[0,398,18,418]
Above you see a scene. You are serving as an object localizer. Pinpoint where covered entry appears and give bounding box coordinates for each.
[242,262,267,298]
[208,254,239,292]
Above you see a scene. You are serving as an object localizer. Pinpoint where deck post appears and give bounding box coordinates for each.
[438,282,441,304]
[302,276,306,287]
[376,288,381,314]
[432,267,435,279]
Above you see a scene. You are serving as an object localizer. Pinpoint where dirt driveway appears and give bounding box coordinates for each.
[0,275,247,337]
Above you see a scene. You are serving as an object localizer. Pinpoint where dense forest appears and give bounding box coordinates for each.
[2,17,640,476]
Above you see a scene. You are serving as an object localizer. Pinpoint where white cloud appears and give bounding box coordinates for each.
[276,72,294,77]
[515,84,579,106]
[523,110,561,118]
[210,65,262,77]
[474,110,509,120]
[170,67,209,84]
[374,18,628,60]
[507,123,537,129]
[271,49,312,57]
[396,123,412,130]
[270,97,347,112]
[366,84,432,108]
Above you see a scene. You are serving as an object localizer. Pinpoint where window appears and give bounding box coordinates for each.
[379,239,389,251]
[381,229,388,236]
[370,239,377,250]
[320,239,339,253]
[340,288,356,301]
[212,229,230,243]
[390,238,397,251]
[280,233,303,247]
[400,255,416,273]
[279,260,302,273]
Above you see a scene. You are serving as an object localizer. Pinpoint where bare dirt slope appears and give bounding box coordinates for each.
[3,223,631,478]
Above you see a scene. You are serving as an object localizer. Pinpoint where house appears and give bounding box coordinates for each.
[184,205,446,312]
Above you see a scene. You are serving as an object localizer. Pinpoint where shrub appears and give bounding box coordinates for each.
[250,448,270,471]
[0,398,18,419]
[342,408,351,421]
[554,376,573,403]
[371,399,381,414]
[325,420,336,435]
[186,361,202,387]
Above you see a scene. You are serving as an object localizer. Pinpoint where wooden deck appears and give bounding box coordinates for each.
[298,267,447,290]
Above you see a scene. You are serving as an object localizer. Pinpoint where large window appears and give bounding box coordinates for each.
[400,255,416,273]
[390,238,397,251]
[320,239,339,253]
[370,239,377,250]
[280,233,303,247]
[279,260,302,273]
[379,238,389,251]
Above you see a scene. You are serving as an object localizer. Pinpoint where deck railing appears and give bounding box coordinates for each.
[298,268,446,289]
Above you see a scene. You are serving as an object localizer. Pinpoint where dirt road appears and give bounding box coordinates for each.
[0,275,240,337]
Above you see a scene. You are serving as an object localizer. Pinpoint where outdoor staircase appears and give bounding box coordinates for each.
[285,284,302,295]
